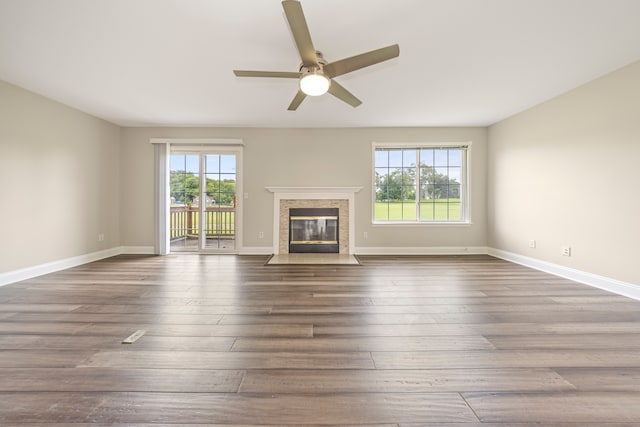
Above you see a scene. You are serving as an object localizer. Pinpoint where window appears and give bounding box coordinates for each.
[373,143,469,223]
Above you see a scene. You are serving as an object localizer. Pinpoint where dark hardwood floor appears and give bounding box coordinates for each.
[1,254,640,425]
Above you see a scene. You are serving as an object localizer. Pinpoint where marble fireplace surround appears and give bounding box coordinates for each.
[265,187,362,255]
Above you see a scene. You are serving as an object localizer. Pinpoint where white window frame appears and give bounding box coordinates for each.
[371,142,471,225]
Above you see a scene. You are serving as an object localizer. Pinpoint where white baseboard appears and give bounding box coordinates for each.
[6,245,636,302]
[238,246,490,256]
[0,246,159,287]
[488,248,640,301]
[355,246,489,255]
[0,247,123,287]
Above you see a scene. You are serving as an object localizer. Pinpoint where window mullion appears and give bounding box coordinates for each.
[200,154,206,250]
[415,149,421,222]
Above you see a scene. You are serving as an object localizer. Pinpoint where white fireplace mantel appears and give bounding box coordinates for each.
[265,186,363,197]
[266,186,362,254]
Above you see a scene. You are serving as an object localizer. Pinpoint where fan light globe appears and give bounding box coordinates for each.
[300,72,330,96]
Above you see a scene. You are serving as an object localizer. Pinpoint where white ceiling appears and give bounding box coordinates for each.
[1,0,639,128]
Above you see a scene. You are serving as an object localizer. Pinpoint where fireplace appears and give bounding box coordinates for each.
[289,208,339,253]
[265,186,362,254]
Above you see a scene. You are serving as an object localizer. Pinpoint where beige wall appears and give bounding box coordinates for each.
[488,61,640,285]
[120,127,487,251]
[0,81,121,273]
[4,57,638,287]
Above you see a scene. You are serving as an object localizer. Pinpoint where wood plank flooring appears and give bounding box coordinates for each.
[1,254,640,425]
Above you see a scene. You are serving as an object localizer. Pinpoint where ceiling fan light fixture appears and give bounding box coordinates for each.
[300,70,330,96]
[233,1,399,110]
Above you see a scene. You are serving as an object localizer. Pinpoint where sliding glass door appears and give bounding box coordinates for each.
[169,150,238,252]
[202,154,237,250]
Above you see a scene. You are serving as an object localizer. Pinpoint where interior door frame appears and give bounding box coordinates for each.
[151,138,243,255]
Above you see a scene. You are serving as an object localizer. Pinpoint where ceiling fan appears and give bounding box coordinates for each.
[233,0,400,111]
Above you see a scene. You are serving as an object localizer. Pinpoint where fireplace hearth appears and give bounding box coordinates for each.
[289,208,339,253]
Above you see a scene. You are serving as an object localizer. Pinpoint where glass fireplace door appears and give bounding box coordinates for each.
[289,208,339,253]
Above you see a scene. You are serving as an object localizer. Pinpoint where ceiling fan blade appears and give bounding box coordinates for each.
[323,44,400,78]
[327,80,362,108]
[282,0,318,67]
[288,90,307,110]
[234,70,301,78]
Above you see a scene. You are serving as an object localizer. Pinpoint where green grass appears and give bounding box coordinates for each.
[375,200,461,221]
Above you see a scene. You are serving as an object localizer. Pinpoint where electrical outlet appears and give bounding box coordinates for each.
[528,240,536,248]
[258,231,264,239]
[363,231,368,240]
[562,246,571,256]
[98,233,105,242]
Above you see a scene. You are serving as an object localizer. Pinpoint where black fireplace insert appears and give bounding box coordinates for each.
[289,208,339,253]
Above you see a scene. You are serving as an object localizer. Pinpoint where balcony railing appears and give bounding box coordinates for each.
[170,206,235,240]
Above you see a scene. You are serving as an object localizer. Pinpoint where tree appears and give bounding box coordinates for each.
[170,170,199,205]
[206,178,236,206]
[376,168,415,202]
[376,164,460,202]
[419,164,460,199]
